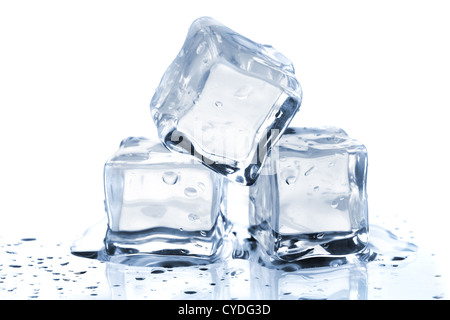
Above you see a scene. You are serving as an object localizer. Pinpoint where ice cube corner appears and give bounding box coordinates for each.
[150,17,302,185]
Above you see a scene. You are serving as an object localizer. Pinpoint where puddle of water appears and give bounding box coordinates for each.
[0,217,445,300]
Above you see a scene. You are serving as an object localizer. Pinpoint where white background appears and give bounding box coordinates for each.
[1,0,449,289]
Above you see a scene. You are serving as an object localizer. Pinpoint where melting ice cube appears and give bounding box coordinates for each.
[249,127,369,262]
[150,17,302,185]
[103,137,229,259]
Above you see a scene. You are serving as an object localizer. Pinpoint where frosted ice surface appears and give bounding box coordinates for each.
[150,17,302,185]
[249,127,369,262]
[103,137,229,259]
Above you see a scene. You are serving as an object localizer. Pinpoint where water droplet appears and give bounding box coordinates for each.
[162,171,178,185]
[215,101,223,107]
[285,176,297,185]
[275,110,283,118]
[230,268,244,277]
[313,186,320,192]
[135,277,145,281]
[200,231,207,237]
[184,291,197,295]
[304,166,315,176]
[188,213,199,221]
[331,200,339,209]
[234,85,253,99]
[316,233,324,239]
[151,269,165,274]
[202,58,208,64]
[20,238,36,242]
[184,187,198,197]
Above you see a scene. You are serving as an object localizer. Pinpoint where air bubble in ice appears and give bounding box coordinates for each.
[234,85,252,99]
[188,213,199,221]
[196,41,206,55]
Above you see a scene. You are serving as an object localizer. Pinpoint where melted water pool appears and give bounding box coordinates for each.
[0,197,447,300]
[0,221,446,299]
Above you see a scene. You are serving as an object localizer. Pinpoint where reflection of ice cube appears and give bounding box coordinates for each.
[249,262,368,300]
[103,137,229,259]
[106,262,229,300]
[150,17,302,185]
[249,127,369,261]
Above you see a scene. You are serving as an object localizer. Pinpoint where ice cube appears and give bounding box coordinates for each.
[103,137,229,259]
[249,127,369,262]
[150,17,302,185]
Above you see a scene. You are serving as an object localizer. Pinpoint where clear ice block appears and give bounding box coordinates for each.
[150,17,302,185]
[249,127,369,262]
[103,137,229,259]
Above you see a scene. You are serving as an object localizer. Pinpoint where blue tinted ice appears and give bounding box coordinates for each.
[150,17,302,185]
[103,137,229,259]
[249,127,369,262]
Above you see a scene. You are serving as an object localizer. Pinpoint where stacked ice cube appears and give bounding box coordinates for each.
[103,17,369,263]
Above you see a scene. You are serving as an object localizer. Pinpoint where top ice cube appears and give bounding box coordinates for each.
[150,17,302,185]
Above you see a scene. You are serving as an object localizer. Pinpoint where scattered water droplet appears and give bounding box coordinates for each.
[184,290,197,295]
[215,101,223,107]
[200,231,207,237]
[162,171,178,185]
[184,187,198,197]
[20,238,36,242]
[229,268,244,277]
[151,269,165,274]
[313,186,320,192]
